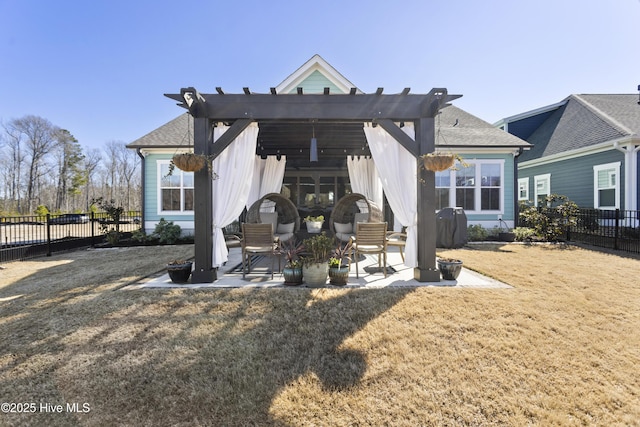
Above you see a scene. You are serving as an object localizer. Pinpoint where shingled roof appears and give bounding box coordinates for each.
[127,105,530,151]
[518,94,640,162]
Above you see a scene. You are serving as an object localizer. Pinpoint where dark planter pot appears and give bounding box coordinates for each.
[167,262,193,283]
[437,259,463,281]
[499,232,516,242]
[283,266,303,285]
[329,266,349,286]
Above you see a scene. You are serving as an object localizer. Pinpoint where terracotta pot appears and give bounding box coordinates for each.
[303,262,328,287]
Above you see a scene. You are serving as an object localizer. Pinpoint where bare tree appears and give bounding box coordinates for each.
[115,142,140,211]
[7,116,59,213]
[82,148,102,211]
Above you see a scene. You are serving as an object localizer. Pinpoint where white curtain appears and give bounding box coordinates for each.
[363,122,418,267]
[347,156,383,210]
[212,123,259,267]
[245,155,287,211]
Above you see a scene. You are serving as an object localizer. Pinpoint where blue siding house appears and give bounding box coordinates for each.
[496,94,640,211]
[128,55,530,234]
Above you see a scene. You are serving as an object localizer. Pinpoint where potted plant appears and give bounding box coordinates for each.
[302,232,334,287]
[328,240,352,286]
[437,257,463,281]
[168,152,218,179]
[167,259,193,283]
[281,239,305,285]
[304,215,324,234]
[420,152,467,172]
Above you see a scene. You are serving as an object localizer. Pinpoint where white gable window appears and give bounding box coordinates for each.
[593,162,620,209]
[158,161,194,213]
[534,174,550,207]
[436,159,503,213]
[518,177,529,201]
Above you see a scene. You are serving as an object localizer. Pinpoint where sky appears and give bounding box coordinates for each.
[1,0,639,151]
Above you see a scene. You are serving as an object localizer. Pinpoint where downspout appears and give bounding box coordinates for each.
[136,148,146,231]
[514,147,524,227]
[613,140,640,211]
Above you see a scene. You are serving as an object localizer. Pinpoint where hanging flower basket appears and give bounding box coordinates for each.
[171,153,207,172]
[421,153,456,172]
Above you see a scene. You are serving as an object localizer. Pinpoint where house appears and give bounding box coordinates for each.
[127,54,530,282]
[128,55,530,233]
[496,94,640,212]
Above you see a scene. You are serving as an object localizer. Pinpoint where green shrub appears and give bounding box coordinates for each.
[519,194,579,241]
[34,205,50,216]
[152,218,182,244]
[513,227,536,241]
[467,224,488,241]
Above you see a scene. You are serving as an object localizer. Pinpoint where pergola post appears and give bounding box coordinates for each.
[191,117,216,283]
[414,117,440,282]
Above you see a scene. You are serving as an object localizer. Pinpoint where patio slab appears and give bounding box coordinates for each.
[125,247,512,290]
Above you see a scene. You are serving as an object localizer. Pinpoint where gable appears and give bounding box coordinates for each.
[286,69,346,94]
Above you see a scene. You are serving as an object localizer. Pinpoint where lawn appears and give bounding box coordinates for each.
[0,243,639,426]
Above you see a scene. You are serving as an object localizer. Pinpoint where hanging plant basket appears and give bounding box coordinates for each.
[172,153,207,172]
[421,153,456,172]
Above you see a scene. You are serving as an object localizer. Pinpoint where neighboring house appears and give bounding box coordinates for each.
[496,94,640,212]
[127,55,530,234]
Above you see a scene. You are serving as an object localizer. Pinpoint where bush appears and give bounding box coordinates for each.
[152,218,182,244]
[467,224,488,241]
[519,194,579,241]
[513,227,536,241]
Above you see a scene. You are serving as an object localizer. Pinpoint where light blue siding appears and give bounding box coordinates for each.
[519,149,625,208]
[145,153,195,223]
[287,70,345,94]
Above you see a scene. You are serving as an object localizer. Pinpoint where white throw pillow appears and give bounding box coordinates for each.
[334,222,352,234]
[277,222,295,234]
[260,212,278,232]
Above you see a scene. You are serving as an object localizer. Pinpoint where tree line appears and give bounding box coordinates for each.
[0,115,141,216]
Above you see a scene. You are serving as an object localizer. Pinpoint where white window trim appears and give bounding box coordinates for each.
[593,162,621,210]
[157,160,194,215]
[449,159,504,214]
[518,177,529,201]
[534,174,551,207]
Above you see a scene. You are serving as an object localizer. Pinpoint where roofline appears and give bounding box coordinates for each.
[518,136,636,168]
[493,100,567,127]
[275,54,363,94]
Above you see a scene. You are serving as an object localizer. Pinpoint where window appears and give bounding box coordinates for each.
[435,170,452,210]
[518,177,529,201]
[158,162,194,213]
[436,160,504,213]
[534,174,550,207]
[593,162,620,209]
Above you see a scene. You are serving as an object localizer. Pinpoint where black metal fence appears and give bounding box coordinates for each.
[568,208,640,253]
[0,212,141,263]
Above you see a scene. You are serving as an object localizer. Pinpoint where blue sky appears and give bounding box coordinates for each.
[1,0,639,150]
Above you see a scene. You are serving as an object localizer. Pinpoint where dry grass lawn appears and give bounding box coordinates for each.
[0,243,639,426]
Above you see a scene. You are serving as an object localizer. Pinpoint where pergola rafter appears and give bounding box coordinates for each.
[166,87,461,283]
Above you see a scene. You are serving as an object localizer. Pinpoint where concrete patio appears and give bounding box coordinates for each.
[126,246,511,290]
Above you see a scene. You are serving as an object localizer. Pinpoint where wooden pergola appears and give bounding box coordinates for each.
[166,87,461,283]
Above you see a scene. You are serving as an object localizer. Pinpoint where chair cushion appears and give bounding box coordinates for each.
[334,222,352,234]
[353,212,369,226]
[335,232,354,242]
[260,212,278,232]
[277,222,295,234]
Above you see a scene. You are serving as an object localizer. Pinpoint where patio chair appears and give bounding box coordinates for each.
[241,223,280,279]
[386,230,407,262]
[350,222,388,278]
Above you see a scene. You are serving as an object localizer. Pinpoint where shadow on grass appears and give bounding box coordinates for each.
[0,257,414,426]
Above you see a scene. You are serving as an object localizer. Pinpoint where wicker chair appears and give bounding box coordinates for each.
[330,193,383,242]
[246,193,300,242]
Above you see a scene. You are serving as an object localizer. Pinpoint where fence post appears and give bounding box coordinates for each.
[91,211,95,247]
[614,209,620,250]
[46,213,52,256]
